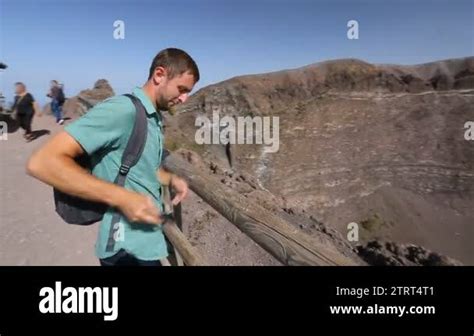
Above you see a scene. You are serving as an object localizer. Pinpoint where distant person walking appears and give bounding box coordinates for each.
[12,82,40,142]
[47,80,65,125]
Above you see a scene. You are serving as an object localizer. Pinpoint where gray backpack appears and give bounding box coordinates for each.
[53,94,148,226]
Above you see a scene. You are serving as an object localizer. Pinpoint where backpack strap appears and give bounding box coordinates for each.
[106,94,148,252]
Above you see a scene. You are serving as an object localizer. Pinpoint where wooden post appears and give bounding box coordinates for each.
[162,220,207,266]
[163,154,358,266]
[162,185,184,266]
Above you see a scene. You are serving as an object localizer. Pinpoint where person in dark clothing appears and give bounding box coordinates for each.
[12,82,40,141]
[47,80,65,125]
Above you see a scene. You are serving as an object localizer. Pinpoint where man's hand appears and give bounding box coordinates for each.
[116,190,161,225]
[170,175,189,206]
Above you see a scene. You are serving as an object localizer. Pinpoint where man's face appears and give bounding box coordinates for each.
[14,84,25,95]
[155,70,195,111]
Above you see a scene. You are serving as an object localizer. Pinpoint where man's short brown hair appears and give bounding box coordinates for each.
[148,48,200,82]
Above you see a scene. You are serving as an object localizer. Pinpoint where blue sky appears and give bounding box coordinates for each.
[1,0,473,105]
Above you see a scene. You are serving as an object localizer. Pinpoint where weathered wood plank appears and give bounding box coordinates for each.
[163,154,357,266]
[162,220,207,266]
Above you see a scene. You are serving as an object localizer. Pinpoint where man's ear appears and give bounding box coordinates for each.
[153,66,167,85]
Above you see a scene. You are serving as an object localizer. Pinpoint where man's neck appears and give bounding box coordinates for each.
[142,82,157,110]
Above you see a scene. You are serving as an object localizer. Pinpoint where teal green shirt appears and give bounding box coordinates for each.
[65,87,168,261]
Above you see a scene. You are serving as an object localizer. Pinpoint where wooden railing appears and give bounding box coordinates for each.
[161,184,207,266]
[161,153,357,266]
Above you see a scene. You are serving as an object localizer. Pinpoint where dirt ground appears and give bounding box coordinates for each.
[0,113,99,265]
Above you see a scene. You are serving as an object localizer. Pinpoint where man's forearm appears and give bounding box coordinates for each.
[27,153,126,208]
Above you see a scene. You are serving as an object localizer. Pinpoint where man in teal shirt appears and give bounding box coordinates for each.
[27,48,200,266]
